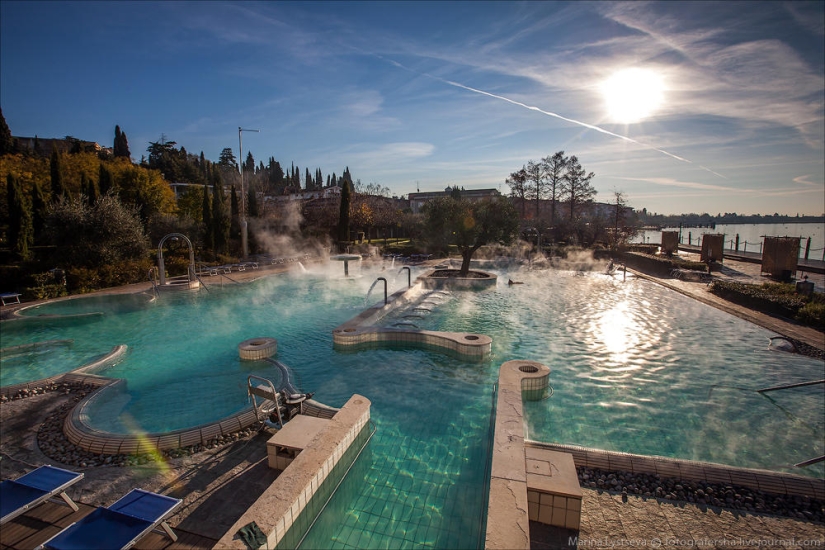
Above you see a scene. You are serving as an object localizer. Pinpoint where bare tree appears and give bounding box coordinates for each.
[506,166,529,218]
[542,151,568,228]
[562,155,596,221]
[525,159,545,221]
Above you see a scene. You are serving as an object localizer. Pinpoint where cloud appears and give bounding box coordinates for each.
[356,142,435,161]
[793,175,819,186]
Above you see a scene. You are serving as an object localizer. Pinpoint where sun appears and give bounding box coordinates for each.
[600,68,665,124]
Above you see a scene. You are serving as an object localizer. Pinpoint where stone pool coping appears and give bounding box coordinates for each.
[1,343,339,455]
[531,442,825,500]
[215,394,372,549]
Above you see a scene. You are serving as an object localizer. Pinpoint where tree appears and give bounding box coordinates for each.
[244,151,254,174]
[562,155,596,221]
[201,184,213,253]
[525,159,544,220]
[211,172,229,256]
[98,164,114,195]
[45,194,149,268]
[81,172,98,206]
[30,181,47,242]
[50,148,68,201]
[146,138,181,181]
[230,184,240,239]
[113,125,131,159]
[542,151,567,228]
[506,166,529,218]
[247,185,259,218]
[7,173,33,260]
[0,107,14,156]
[176,185,204,223]
[423,195,519,276]
[337,178,352,249]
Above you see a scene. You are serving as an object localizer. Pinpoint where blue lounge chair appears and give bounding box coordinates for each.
[0,465,83,525]
[38,488,182,550]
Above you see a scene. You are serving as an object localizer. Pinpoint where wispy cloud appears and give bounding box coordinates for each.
[352,142,435,163]
[793,175,819,186]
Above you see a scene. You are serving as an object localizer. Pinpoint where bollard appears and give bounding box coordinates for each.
[735,234,739,252]
[805,237,811,260]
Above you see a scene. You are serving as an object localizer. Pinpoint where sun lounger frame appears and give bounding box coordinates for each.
[0,465,83,525]
[37,488,181,550]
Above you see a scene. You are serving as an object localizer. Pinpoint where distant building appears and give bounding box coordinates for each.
[13,135,112,157]
[408,187,501,213]
[263,185,342,205]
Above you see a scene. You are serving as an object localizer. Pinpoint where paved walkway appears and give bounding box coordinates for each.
[531,489,825,549]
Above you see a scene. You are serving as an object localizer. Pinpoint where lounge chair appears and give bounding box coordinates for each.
[0,292,21,306]
[1,465,83,525]
[38,488,181,550]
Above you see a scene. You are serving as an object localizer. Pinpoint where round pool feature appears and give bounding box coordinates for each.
[238,337,278,360]
[330,254,362,277]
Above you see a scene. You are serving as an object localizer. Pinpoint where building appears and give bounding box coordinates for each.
[407,187,501,214]
[13,136,112,157]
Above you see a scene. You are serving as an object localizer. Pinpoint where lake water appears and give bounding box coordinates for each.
[633,222,825,260]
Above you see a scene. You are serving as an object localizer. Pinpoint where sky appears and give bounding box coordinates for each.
[1,1,824,216]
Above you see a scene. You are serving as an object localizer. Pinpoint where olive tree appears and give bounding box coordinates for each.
[45,193,149,268]
[423,195,520,276]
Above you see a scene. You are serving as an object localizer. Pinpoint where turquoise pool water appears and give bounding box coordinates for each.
[1,262,823,548]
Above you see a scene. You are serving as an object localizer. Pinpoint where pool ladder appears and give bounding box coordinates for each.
[247,375,286,427]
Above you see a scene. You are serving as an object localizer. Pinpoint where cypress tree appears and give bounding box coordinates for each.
[202,184,213,254]
[7,173,20,250]
[83,173,98,205]
[7,174,33,260]
[15,187,33,261]
[212,173,229,256]
[50,148,68,201]
[248,185,259,218]
[98,164,113,195]
[114,125,131,158]
[230,185,239,217]
[230,184,240,239]
[31,182,47,242]
[0,107,14,156]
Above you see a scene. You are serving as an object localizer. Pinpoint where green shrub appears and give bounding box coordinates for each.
[708,280,824,329]
[24,272,68,300]
[797,301,825,328]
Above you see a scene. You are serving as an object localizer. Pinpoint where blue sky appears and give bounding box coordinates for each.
[2,1,823,216]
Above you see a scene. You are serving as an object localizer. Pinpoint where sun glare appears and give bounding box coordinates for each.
[601,68,665,124]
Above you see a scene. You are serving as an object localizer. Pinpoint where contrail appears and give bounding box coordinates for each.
[382,56,726,179]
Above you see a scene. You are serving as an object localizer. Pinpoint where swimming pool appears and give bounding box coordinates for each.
[1,261,823,548]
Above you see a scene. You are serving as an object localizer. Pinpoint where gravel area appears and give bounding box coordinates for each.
[578,467,824,524]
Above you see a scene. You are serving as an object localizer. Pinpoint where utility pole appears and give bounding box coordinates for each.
[238,127,259,258]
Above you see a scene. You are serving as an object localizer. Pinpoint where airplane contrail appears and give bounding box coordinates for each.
[382,56,726,179]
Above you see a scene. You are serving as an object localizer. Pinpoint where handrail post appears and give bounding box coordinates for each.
[399,266,411,287]
[377,277,388,304]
